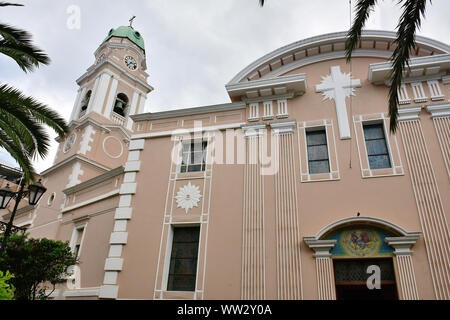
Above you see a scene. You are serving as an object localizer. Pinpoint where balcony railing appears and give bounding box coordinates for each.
[111,111,125,126]
[78,109,87,119]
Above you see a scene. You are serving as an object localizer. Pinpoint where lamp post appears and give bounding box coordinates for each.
[0,179,46,256]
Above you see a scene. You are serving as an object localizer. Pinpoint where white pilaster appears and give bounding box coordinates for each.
[126,91,140,130]
[104,77,119,117]
[385,234,420,300]
[69,87,85,123]
[90,73,111,115]
[304,238,337,300]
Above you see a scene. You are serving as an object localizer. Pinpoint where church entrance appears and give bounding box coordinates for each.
[333,258,398,300]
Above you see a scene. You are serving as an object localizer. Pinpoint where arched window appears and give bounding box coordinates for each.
[79,90,91,117]
[113,93,129,117]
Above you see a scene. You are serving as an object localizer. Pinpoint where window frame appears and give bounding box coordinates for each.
[70,223,87,259]
[305,128,331,175]
[353,113,404,178]
[362,122,392,170]
[298,120,340,182]
[164,225,201,292]
[178,139,208,174]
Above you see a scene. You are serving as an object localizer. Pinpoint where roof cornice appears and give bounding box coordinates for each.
[63,166,124,195]
[64,116,131,141]
[368,53,450,84]
[76,58,153,93]
[228,30,450,85]
[130,102,246,122]
[40,154,110,176]
[226,73,307,99]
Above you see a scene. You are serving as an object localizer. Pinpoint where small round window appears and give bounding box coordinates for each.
[47,192,56,206]
[134,31,141,38]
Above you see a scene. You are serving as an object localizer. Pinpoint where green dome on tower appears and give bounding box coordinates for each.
[103,26,145,51]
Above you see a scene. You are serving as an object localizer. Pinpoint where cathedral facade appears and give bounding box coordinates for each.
[3,26,450,300]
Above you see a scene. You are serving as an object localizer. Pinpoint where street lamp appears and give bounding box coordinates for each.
[0,179,47,255]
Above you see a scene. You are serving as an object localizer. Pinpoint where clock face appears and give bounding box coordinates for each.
[124,55,137,70]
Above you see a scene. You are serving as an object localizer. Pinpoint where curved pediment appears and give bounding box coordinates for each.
[227,30,450,86]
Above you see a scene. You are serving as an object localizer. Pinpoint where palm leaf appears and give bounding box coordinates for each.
[0,130,35,183]
[345,0,378,62]
[0,23,50,72]
[387,0,427,133]
[346,0,428,133]
[0,84,63,159]
[0,3,23,7]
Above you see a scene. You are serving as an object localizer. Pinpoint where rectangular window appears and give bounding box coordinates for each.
[363,123,391,169]
[73,227,85,257]
[180,140,207,173]
[167,226,200,292]
[306,129,330,174]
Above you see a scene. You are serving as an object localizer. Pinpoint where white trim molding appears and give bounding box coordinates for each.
[99,139,144,299]
[385,234,421,300]
[426,102,450,118]
[228,30,450,85]
[398,106,422,122]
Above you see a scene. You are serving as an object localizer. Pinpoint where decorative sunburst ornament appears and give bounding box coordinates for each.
[318,69,357,101]
[175,182,202,213]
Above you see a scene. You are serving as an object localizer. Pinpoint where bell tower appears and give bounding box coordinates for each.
[52,23,153,182]
[68,24,153,130]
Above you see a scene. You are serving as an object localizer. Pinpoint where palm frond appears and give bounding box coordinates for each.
[0,2,23,6]
[0,23,50,72]
[0,130,35,183]
[345,0,378,62]
[0,84,65,160]
[388,0,427,133]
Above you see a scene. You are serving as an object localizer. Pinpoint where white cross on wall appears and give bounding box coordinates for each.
[315,66,361,139]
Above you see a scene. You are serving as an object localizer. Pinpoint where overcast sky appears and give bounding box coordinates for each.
[1,0,450,172]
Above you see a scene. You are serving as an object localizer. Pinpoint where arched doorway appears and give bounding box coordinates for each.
[326,226,398,300]
[304,217,421,300]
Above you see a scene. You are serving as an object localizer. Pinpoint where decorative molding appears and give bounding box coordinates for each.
[369,54,450,84]
[399,120,450,299]
[61,189,120,213]
[228,30,450,85]
[131,102,246,122]
[175,182,202,214]
[63,166,124,195]
[426,102,450,118]
[241,123,266,138]
[273,130,303,299]
[398,106,422,122]
[226,73,307,99]
[385,234,421,256]
[131,122,246,140]
[241,131,266,299]
[41,154,110,177]
[314,216,412,240]
[269,119,296,134]
[303,238,337,257]
[76,58,153,93]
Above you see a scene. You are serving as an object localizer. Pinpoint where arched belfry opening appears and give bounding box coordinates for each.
[113,93,129,118]
[79,90,91,118]
[304,217,421,300]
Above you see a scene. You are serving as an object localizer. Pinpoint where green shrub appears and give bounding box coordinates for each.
[0,270,14,300]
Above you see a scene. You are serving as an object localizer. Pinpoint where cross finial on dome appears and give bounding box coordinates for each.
[129,15,136,28]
